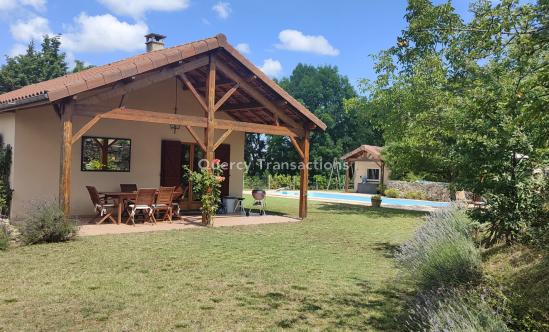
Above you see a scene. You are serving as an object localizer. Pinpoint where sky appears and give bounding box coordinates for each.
[0,0,474,89]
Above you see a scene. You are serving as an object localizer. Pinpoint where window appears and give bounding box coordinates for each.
[81,136,131,172]
[367,168,380,181]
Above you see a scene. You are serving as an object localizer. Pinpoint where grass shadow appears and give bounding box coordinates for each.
[372,242,401,259]
[315,202,426,218]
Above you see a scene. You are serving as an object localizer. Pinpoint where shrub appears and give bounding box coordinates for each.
[396,206,482,289]
[20,201,78,244]
[0,223,8,250]
[403,190,426,200]
[405,288,510,331]
[384,188,400,198]
[312,175,327,190]
[244,175,268,190]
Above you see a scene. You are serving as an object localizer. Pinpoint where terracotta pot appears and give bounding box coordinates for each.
[371,199,382,208]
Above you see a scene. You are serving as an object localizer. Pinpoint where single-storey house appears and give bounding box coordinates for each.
[341,145,390,194]
[0,33,325,219]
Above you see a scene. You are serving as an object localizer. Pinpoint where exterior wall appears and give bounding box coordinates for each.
[353,160,391,191]
[0,111,16,185]
[8,77,245,218]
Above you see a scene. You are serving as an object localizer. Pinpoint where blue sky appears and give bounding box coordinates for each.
[0,0,473,89]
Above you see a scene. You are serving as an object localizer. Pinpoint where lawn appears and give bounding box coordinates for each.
[0,196,425,331]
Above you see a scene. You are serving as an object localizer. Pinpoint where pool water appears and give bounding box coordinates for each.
[277,191,449,207]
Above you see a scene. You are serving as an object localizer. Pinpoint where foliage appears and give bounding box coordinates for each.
[405,288,510,332]
[403,191,426,200]
[262,65,382,177]
[0,137,12,216]
[20,201,78,244]
[0,223,8,250]
[269,174,300,190]
[0,35,89,93]
[244,133,267,177]
[71,60,94,73]
[244,174,268,190]
[384,188,400,198]
[396,206,482,289]
[184,160,224,226]
[366,0,548,245]
[312,174,327,190]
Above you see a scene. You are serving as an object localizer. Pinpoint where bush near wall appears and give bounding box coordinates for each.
[386,180,450,201]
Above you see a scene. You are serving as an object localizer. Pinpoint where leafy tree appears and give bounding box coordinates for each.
[366,0,548,244]
[263,64,382,176]
[72,60,94,73]
[0,35,90,93]
[244,133,267,176]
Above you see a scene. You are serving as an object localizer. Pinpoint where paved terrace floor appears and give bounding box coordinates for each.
[78,215,299,237]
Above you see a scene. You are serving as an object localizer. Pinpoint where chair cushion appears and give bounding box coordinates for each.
[153,204,169,208]
[128,204,152,209]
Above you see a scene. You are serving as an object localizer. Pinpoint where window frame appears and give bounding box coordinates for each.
[80,135,132,172]
[366,168,380,181]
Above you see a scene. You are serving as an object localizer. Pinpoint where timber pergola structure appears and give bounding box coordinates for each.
[0,34,326,219]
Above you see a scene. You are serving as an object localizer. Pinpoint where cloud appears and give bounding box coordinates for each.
[98,0,190,19]
[276,29,339,56]
[212,2,231,19]
[259,58,282,78]
[0,0,45,12]
[235,43,250,54]
[60,13,148,53]
[10,16,51,42]
[20,0,46,10]
[9,43,28,57]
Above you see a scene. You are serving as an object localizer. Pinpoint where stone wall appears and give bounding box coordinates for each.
[386,180,450,201]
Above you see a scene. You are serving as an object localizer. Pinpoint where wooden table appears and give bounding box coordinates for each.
[100,189,185,224]
[100,192,136,224]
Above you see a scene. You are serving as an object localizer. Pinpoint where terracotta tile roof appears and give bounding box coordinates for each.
[0,33,326,131]
[341,145,383,161]
[0,35,222,106]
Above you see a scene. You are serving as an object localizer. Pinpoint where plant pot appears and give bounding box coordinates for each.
[202,213,213,226]
[371,199,382,208]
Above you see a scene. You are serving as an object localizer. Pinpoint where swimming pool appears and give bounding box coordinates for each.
[275,191,449,208]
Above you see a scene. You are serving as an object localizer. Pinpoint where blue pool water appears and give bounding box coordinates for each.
[277,191,449,207]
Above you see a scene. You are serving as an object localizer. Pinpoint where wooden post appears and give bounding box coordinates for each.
[299,130,310,219]
[344,161,350,193]
[380,161,385,193]
[59,100,74,216]
[205,54,216,168]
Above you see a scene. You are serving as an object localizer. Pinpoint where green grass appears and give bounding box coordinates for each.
[0,196,424,331]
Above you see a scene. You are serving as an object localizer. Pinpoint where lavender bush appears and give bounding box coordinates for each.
[405,288,510,332]
[396,205,482,289]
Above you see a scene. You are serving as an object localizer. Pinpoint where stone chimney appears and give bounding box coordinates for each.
[145,33,166,52]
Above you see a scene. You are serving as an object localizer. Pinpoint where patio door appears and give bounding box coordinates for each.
[160,140,230,211]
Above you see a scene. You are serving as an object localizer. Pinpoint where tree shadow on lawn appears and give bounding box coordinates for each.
[251,278,412,330]
[371,241,402,259]
[314,202,426,218]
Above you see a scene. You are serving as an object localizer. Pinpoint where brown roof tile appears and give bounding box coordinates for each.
[0,34,326,131]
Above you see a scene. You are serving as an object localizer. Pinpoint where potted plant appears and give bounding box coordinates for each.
[183,159,225,226]
[371,194,382,208]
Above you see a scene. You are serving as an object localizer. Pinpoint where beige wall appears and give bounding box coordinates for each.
[353,160,391,191]
[8,77,245,218]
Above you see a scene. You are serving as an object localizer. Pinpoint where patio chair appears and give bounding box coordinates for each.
[248,189,266,216]
[153,186,175,222]
[171,186,187,219]
[120,184,138,192]
[86,186,117,224]
[126,188,157,225]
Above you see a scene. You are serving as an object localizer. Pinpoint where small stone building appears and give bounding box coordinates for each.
[341,145,390,194]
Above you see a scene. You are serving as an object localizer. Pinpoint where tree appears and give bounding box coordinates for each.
[0,35,90,93]
[366,0,548,244]
[262,64,382,176]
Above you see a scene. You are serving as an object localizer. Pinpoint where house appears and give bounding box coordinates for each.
[341,145,390,194]
[0,33,326,219]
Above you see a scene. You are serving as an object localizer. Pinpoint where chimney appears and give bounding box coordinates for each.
[145,33,166,52]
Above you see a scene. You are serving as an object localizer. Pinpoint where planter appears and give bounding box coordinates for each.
[371,196,382,208]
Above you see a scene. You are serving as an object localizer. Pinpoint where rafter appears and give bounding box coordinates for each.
[214,83,239,112]
[178,73,208,113]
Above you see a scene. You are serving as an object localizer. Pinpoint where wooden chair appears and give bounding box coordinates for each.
[171,186,187,219]
[126,188,157,225]
[86,186,117,224]
[153,186,175,222]
[120,184,138,192]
